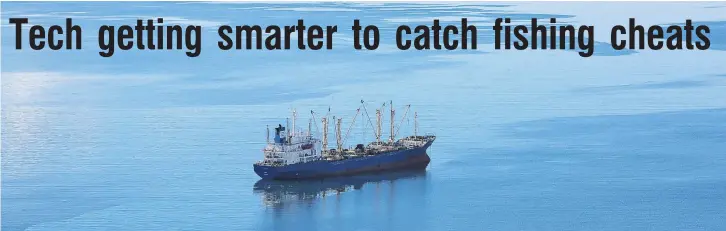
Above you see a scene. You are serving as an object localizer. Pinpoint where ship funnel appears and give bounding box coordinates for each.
[274,124,286,144]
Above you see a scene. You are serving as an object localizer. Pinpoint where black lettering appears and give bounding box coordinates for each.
[550,18,557,49]
[9,18,28,49]
[666,25,683,49]
[363,25,379,50]
[513,25,528,50]
[684,19,694,50]
[352,19,362,50]
[532,18,546,49]
[396,25,411,50]
[29,25,45,50]
[493,18,502,50]
[218,25,233,50]
[414,25,429,50]
[167,25,182,50]
[296,19,306,49]
[443,25,458,50]
[462,18,476,49]
[98,25,114,57]
[629,18,645,49]
[647,26,664,50]
[432,19,441,50]
[236,25,262,49]
[47,25,63,50]
[185,26,201,57]
[146,19,156,50]
[695,25,710,50]
[135,20,145,50]
[265,26,281,50]
[307,25,323,50]
[118,25,133,50]
[157,18,164,49]
[325,26,337,49]
[504,18,511,49]
[66,18,81,49]
[284,25,295,49]
[578,26,594,57]
[611,25,626,50]
[560,25,575,49]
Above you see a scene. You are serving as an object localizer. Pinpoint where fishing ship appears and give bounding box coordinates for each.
[253,101,435,180]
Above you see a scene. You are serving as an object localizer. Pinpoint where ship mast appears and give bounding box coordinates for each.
[342,108,360,146]
[266,125,270,143]
[414,112,418,137]
[286,118,290,144]
[308,118,312,137]
[335,116,343,152]
[322,117,328,151]
[292,109,296,137]
[389,101,395,143]
[376,109,382,143]
[393,105,410,138]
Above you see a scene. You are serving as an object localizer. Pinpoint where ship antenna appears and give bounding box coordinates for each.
[322,117,328,153]
[390,100,395,143]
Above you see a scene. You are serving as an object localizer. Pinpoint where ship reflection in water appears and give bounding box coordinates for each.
[253,169,428,209]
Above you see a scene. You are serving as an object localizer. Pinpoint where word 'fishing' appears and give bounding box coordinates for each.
[494,18,595,57]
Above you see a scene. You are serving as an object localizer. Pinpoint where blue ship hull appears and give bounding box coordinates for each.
[254,140,433,180]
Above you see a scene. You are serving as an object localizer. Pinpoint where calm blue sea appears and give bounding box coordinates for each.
[2,2,726,231]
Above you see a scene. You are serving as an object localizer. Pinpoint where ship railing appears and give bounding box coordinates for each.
[263,157,285,162]
[256,159,286,166]
[264,154,284,159]
[399,134,435,141]
[267,139,317,148]
[298,156,322,163]
[265,146,310,153]
[298,152,320,158]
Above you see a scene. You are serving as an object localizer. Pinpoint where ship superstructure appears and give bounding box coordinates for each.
[254,101,435,180]
[260,110,322,167]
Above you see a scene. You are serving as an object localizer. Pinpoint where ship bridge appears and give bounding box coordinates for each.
[259,121,322,166]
